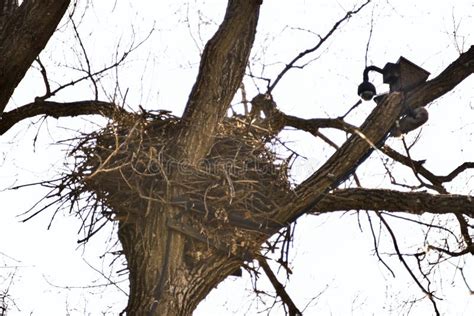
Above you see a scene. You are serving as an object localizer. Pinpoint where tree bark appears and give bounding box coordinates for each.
[0,0,70,113]
[316,188,474,216]
[0,100,128,135]
[271,46,474,228]
[118,1,262,315]
[0,1,472,314]
[275,92,404,225]
[179,0,261,164]
[119,211,243,315]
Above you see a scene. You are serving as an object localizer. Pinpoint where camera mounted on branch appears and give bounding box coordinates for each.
[357,57,431,136]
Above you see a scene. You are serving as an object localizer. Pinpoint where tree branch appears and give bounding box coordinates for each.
[438,162,474,183]
[381,146,474,188]
[263,107,472,190]
[270,47,474,227]
[268,0,371,92]
[0,100,129,135]
[377,212,440,316]
[0,0,18,24]
[275,92,405,225]
[0,0,71,114]
[179,0,261,164]
[406,45,474,110]
[381,146,441,185]
[315,188,474,217]
[257,256,302,316]
[283,113,357,134]
[249,93,358,139]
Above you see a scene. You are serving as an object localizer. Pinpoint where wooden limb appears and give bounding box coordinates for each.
[0,100,130,135]
[179,0,261,164]
[381,146,443,186]
[283,113,357,134]
[257,256,302,316]
[405,45,474,110]
[0,0,71,113]
[249,93,358,136]
[381,146,474,187]
[453,213,474,254]
[270,46,474,227]
[438,162,474,182]
[278,92,405,224]
[314,188,474,218]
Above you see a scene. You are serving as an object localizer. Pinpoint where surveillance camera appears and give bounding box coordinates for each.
[357,81,376,101]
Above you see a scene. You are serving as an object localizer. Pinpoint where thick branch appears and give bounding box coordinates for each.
[406,45,474,109]
[271,48,473,227]
[179,0,261,163]
[274,92,404,225]
[283,113,356,134]
[0,0,70,114]
[0,100,128,135]
[0,0,18,19]
[316,188,474,217]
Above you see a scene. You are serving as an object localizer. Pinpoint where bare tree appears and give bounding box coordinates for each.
[0,1,473,315]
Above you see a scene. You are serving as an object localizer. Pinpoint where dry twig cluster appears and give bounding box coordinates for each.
[62,110,293,250]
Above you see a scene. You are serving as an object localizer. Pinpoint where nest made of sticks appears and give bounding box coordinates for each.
[65,110,293,244]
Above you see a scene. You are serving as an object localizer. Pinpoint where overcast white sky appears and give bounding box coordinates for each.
[1,0,473,315]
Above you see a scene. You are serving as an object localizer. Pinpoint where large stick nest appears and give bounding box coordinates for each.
[67,110,293,238]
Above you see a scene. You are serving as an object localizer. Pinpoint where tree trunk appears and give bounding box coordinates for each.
[0,0,70,113]
[118,202,244,316]
[102,1,263,313]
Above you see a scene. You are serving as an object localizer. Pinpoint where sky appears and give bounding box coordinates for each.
[1,0,473,315]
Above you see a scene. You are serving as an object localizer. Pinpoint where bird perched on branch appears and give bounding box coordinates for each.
[391,107,429,137]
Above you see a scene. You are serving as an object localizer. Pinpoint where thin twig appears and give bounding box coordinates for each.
[35,57,51,99]
[364,5,375,67]
[69,13,99,100]
[366,211,395,277]
[377,212,441,316]
[268,0,371,92]
[459,267,474,294]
